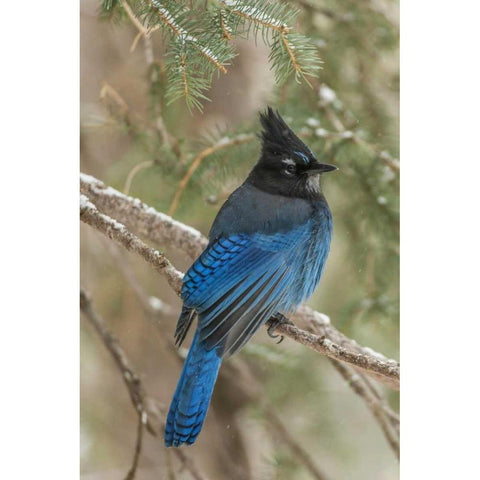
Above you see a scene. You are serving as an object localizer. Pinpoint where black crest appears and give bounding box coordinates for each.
[259,107,314,163]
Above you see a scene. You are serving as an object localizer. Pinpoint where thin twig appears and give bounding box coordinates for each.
[173,448,210,480]
[357,371,400,434]
[125,412,146,480]
[168,133,256,216]
[121,0,147,35]
[280,30,301,76]
[263,404,330,480]
[124,160,155,195]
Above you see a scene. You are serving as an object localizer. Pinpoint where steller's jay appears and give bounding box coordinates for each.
[165,107,337,447]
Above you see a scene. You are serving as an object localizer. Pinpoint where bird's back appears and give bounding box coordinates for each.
[211,182,333,308]
[209,182,325,238]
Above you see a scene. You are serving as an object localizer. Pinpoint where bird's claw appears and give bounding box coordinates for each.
[267,313,292,344]
[267,323,284,344]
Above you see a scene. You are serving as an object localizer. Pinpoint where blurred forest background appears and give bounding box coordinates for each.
[80,0,399,479]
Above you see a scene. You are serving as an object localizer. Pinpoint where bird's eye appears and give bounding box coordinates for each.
[284,164,297,176]
[284,164,297,177]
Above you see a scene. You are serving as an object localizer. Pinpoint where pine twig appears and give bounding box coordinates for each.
[280,30,301,75]
[227,2,290,32]
[147,0,228,74]
[124,160,155,195]
[121,0,184,158]
[168,133,256,216]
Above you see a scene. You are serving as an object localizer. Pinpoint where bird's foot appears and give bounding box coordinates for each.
[267,313,293,344]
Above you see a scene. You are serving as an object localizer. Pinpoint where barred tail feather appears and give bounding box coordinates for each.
[165,330,222,447]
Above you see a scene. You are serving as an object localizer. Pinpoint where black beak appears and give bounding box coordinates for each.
[306,162,338,175]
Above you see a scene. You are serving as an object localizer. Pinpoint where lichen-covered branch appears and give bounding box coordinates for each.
[80,173,399,390]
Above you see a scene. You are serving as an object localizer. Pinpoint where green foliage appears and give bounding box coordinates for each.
[99,0,322,110]
[270,31,322,84]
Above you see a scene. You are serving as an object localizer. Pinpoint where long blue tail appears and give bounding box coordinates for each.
[165,330,222,447]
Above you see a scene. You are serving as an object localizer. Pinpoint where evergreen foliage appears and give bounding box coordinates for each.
[100,0,321,110]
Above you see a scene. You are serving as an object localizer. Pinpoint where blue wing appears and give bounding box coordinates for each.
[180,223,313,357]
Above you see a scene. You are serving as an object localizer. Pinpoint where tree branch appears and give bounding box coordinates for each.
[81,173,206,258]
[80,173,399,390]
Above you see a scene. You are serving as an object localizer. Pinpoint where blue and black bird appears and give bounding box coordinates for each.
[165,108,337,447]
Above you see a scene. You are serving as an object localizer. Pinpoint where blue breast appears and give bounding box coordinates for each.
[278,202,332,313]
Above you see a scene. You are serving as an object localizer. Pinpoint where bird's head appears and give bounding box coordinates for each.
[248,107,337,198]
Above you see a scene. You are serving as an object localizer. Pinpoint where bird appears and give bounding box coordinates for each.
[165,107,337,447]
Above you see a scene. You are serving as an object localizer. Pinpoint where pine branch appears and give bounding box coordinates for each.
[99,0,321,110]
[224,0,291,33]
[222,0,321,83]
